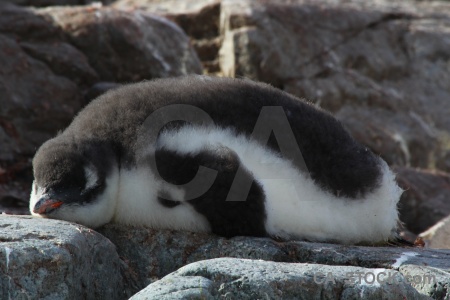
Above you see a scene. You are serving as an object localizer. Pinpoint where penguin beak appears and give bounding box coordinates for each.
[33,197,64,215]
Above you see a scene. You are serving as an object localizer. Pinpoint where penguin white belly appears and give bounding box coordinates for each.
[157,125,402,243]
[113,167,211,232]
[260,161,401,244]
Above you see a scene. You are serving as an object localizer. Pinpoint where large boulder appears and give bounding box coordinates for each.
[0,4,88,162]
[36,4,202,82]
[112,0,222,74]
[0,215,126,300]
[130,258,428,300]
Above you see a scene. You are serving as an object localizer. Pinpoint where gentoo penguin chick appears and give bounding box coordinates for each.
[29,75,402,244]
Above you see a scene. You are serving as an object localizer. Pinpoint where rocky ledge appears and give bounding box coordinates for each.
[1,215,449,299]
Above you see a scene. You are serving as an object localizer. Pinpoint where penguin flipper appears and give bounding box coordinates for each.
[154,144,267,238]
[154,144,240,208]
[154,144,240,186]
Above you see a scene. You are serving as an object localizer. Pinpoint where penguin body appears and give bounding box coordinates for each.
[29,75,402,244]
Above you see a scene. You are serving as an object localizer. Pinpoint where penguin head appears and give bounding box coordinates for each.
[29,138,118,228]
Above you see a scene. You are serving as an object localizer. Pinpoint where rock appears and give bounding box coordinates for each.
[37,4,202,82]
[98,224,450,299]
[112,0,222,74]
[0,159,33,215]
[336,107,438,168]
[131,258,428,300]
[0,31,83,159]
[0,3,89,208]
[1,0,113,7]
[419,214,450,249]
[0,4,87,161]
[1,216,449,299]
[394,166,450,234]
[83,82,120,104]
[401,264,450,300]
[131,274,214,300]
[0,215,127,300]
[219,0,450,170]
[113,0,220,38]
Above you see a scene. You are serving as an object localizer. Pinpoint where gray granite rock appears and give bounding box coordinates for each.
[1,0,113,7]
[98,224,450,299]
[131,275,215,300]
[37,4,202,82]
[1,216,449,299]
[112,0,222,74]
[400,264,450,300]
[0,215,127,300]
[130,258,430,300]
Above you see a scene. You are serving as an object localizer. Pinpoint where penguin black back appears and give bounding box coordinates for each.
[65,75,380,198]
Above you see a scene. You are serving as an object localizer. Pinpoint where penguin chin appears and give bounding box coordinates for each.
[46,204,109,228]
[29,199,112,229]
